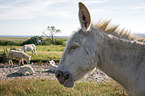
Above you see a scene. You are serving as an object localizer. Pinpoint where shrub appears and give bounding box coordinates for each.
[41,37,67,45]
[22,36,43,45]
[0,49,8,63]
[0,36,67,46]
[10,47,17,50]
[54,39,65,45]
[42,38,51,45]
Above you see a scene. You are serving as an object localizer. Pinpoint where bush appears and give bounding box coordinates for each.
[10,47,17,50]
[41,37,67,45]
[0,36,67,46]
[0,49,8,63]
[54,39,65,45]
[42,38,51,45]
[22,36,43,45]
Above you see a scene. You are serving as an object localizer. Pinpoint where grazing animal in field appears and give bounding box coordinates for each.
[49,60,57,72]
[8,50,31,66]
[21,44,37,55]
[55,2,145,96]
[17,64,35,75]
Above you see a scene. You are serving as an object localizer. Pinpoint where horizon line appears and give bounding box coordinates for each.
[0,35,69,37]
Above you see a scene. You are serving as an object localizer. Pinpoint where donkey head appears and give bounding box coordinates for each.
[55,2,101,88]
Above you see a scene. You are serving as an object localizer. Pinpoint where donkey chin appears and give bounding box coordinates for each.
[55,71,75,88]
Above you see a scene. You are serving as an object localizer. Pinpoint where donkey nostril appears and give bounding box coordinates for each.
[55,71,63,78]
[57,73,60,78]
[64,74,70,81]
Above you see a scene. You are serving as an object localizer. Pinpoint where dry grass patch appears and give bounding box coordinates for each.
[0,78,127,96]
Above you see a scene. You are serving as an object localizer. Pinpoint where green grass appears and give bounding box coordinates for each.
[0,78,127,96]
[0,37,30,45]
[0,37,30,41]
[27,45,65,60]
[36,45,65,51]
[0,45,65,61]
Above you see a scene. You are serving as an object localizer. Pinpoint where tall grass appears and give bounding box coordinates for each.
[0,78,127,96]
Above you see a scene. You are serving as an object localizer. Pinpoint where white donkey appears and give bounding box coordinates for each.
[55,2,145,96]
[8,50,31,66]
[21,44,37,55]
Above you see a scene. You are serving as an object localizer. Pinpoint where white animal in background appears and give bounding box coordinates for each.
[17,64,35,75]
[49,60,55,65]
[21,44,37,55]
[49,60,57,72]
[8,50,31,66]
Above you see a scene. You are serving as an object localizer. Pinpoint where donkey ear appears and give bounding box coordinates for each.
[79,2,91,32]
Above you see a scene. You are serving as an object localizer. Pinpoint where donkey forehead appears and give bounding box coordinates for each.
[68,29,88,44]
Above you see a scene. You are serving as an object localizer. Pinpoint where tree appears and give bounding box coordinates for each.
[43,26,61,44]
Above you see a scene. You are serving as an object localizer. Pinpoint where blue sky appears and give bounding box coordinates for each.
[0,0,145,36]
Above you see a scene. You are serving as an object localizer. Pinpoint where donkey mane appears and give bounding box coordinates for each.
[96,20,145,42]
[69,20,145,46]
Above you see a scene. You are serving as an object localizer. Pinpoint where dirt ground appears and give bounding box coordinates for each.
[0,63,111,83]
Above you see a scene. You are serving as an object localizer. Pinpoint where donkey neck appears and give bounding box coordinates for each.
[97,31,145,90]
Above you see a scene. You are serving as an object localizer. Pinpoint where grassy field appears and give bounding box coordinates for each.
[0,78,127,96]
[0,37,68,46]
[0,37,30,41]
[0,45,65,61]
[0,44,127,96]
[0,37,67,41]
[0,37,30,44]
[0,37,128,96]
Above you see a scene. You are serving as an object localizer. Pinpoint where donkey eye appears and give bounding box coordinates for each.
[71,46,78,49]
[69,45,79,51]
[68,42,79,52]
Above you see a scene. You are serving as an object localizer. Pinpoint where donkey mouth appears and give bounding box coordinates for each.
[55,71,75,88]
[63,78,74,88]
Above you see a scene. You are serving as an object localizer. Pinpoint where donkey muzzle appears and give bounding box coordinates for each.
[55,71,74,88]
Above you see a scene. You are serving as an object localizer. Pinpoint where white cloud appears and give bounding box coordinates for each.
[0,0,112,20]
[0,0,145,36]
[132,5,145,10]
[0,0,69,20]
[0,5,13,9]
[84,0,110,5]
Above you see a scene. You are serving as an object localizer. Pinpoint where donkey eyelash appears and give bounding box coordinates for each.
[68,45,79,52]
[70,45,78,49]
